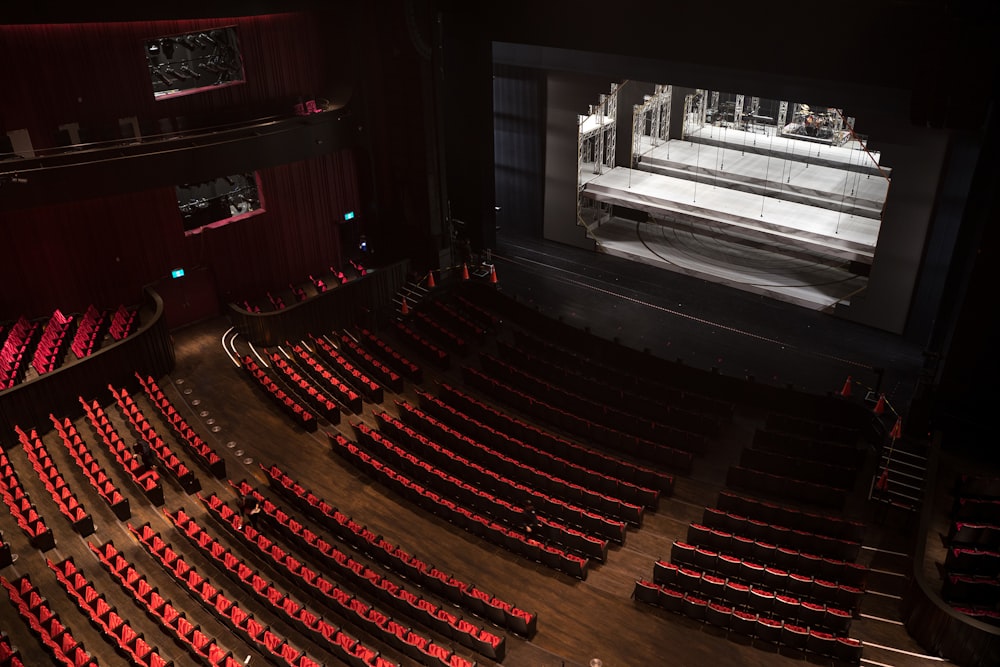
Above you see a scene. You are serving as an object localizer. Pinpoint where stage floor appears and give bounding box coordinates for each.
[588,215,868,312]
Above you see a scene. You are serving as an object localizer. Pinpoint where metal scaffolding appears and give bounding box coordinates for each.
[631,84,672,165]
[577,83,621,232]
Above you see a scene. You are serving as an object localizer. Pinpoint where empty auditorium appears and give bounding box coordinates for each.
[2,2,998,667]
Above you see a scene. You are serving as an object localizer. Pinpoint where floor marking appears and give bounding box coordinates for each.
[863,641,946,660]
[861,545,908,557]
[866,590,903,599]
[869,567,906,577]
[860,658,897,667]
[860,612,905,625]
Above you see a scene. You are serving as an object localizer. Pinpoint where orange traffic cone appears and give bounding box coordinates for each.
[873,394,886,416]
[461,263,470,281]
[400,298,410,315]
[840,376,852,398]
[890,417,902,440]
[875,468,889,492]
[489,265,498,285]
[426,271,436,289]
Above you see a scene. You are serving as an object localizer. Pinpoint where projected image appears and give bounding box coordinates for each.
[146,26,245,100]
[176,172,263,235]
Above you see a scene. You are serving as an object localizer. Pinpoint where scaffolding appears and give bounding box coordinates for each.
[631,84,672,165]
[578,83,620,233]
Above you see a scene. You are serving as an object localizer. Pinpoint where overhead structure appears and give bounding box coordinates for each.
[577,83,621,232]
[631,84,672,165]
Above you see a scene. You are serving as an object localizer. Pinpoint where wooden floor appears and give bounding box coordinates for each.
[0,264,958,667]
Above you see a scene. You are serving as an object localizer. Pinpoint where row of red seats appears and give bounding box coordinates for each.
[202,490,498,663]
[427,300,487,340]
[49,414,131,520]
[309,275,328,292]
[337,332,403,393]
[88,541,240,667]
[70,305,108,360]
[328,431,590,579]
[309,335,383,403]
[289,344,362,414]
[752,428,864,470]
[269,352,342,424]
[240,355,317,431]
[128,521,328,667]
[392,321,449,369]
[700,506,863,564]
[463,364,694,474]
[425,386,668,504]
[495,339,722,439]
[79,398,164,505]
[353,421,609,562]
[289,283,308,302]
[136,374,226,478]
[693,514,868,587]
[766,412,858,445]
[15,426,93,535]
[107,305,137,341]
[955,474,1000,500]
[358,328,422,382]
[1,316,38,389]
[949,520,1000,547]
[412,310,467,355]
[942,573,1000,606]
[726,466,846,511]
[480,351,707,457]
[953,497,1000,523]
[509,327,736,421]
[398,398,645,525]
[654,552,854,635]
[0,631,25,667]
[46,557,170,667]
[241,300,261,313]
[454,295,501,329]
[740,447,856,491]
[110,385,199,492]
[377,409,628,544]
[717,489,865,544]
[257,465,537,637]
[31,309,75,376]
[632,579,863,664]
[0,447,55,550]
[266,291,287,310]
[168,507,412,667]
[945,546,1000,575]
[668,541,864,615]
[1,573,97,667]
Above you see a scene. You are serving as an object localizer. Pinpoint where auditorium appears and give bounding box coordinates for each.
[1,2,998,667]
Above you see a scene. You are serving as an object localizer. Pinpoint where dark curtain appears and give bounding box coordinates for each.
[0,12,343,151]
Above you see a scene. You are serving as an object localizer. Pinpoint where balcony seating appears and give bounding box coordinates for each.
[739,448,857,490]
[266,291,286,311]
[289,344,363,414]
[268,352,342,423]
[353,420,610,561]
[396,398,645,526]
[464,363,694,474]
[79,397,164,505]
[126,522,337,667]
[309,334,383,403]
[454,295,502,331]
[426,299,487,341]
[14,426,94,535]
[1,316,39,389]
[752,428,864,470]
[328,430,590,579]
[412,309,468,354]
[358,328,422,382]
[135,374,226,478]
[109,384,199,492]
[1,573,98,667]
[0,447,55,550]
[717,490,865,544]
[257,464,537,637]
[45,558,170,667]
[426,385,670,501]
[726,465,848,510]
[69,305,109,360]
[339,332,404,393]
[31,309,76,376]
[239,354,318,431]
[107,305,138,341]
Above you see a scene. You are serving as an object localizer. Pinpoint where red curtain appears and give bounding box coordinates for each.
[0,150,357,318]
[0,12,344,151]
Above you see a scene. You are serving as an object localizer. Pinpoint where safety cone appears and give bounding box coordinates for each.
[873,394,886,415]
[489,265,498,285]
[875,467,889,492]
[840,376,852,398]
[890,417,902,440]
[461,263,470,281]
[400,299,409,315]
[426,271,436,289]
